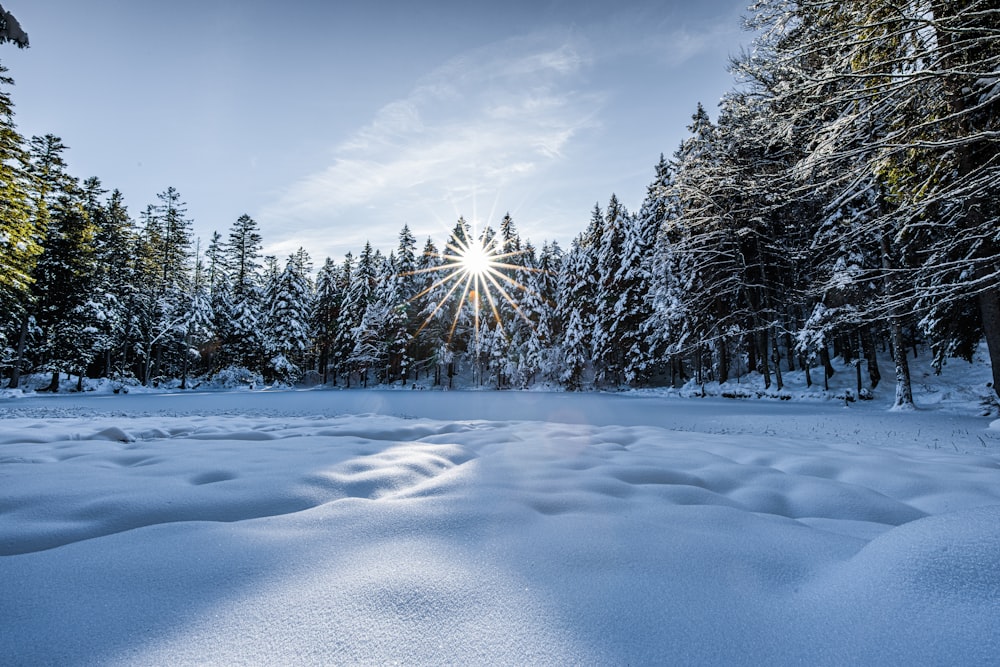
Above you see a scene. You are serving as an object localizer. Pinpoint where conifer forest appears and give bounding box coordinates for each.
[1,2,999,408]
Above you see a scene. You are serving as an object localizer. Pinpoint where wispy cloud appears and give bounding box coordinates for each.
[261,31,602,259]
[260,4,750,263]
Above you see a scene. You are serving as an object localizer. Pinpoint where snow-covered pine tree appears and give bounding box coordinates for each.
[644,225,691,387]
[532,240,563,385]
[339,243,377,387]
[329,252,355,386]
[312,257,340,384]
[411,237,448,383]
[128,190,194,385]
[149,187,195,382]
[390,225,418,383]
[265,248,314,383]
[509,241,547,388]
[218,214,264,373]
[592,195,628,387]
[82,181,138,380]
[627,155,676,385]
[181,244,215,387]
[670,103,769,387]
[557,232,596,390]
[32,192,100,391]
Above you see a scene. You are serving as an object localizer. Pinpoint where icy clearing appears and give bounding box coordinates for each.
[2,390,1000,665]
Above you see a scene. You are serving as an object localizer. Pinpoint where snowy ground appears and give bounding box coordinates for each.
[2,382,1000,664]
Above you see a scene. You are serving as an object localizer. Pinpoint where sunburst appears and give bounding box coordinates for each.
[408,224,540,347]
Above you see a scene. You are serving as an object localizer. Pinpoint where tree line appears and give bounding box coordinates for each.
[1,1,998,405]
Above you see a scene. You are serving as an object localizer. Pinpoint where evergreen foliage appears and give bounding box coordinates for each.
[3,3,998,400]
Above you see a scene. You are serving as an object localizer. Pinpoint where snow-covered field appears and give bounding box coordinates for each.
[2,388,1000,665]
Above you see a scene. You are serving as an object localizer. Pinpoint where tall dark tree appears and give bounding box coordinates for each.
[32,193,99,391]
[227,214,263,298]
[312,257,341,384]
[0,64,34,383]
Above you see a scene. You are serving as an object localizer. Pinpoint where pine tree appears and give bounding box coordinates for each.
[181,244,215,387]
[265,248,314,383]
[6,134,72,386]
[131,191,194,385]
[557,234,596,389]
[32,193,100,391]
[391,225,418,383]
[204,231,228,300]
[84,182,137,380]
[330,252,355,386]
[227,214,262,298]
[626,156,675,384]
[312,257,341,384]
[339,243,377,386]
[215,214,264,372]
[411,237,446,383]
[153,187,193,294]
[0,65,35,384]
[592,194,629,386]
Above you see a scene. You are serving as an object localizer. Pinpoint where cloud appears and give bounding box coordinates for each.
[260,31,603,259]
[258,5,750,262]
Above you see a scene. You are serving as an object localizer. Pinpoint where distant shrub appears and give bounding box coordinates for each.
[210,367,264,389]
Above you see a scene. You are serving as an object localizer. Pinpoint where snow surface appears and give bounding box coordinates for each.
[2,389,1000,665]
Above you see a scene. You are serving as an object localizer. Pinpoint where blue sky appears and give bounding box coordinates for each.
[3,1,750,263]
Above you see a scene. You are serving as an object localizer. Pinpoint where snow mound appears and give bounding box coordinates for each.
[838,504,1000,600]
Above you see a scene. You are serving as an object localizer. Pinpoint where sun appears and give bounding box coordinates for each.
[407,223,542,347]
[459,238,493,277]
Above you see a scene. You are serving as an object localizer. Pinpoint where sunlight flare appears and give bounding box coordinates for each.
[407,223,543,347]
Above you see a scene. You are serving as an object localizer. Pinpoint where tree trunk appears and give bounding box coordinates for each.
[770,326,783,391]
[880,232,913,409]
[717,338,729,384]
[862,326,881,389]
[180,337,189,390]
[758,330,771,390]
[7,314,29,389]
[978,285,1000,399]
[888,318,913,408]
[819,347,832,391]
[784,331,795,371]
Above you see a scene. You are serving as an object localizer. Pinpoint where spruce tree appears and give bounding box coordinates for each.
[263,249,314,382]
[32,193,99,391]
[85,183,137,379]
[0,65,35,384]
[312,257,341,384]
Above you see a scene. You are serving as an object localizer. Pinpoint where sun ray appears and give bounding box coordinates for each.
[402,218,551,352]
